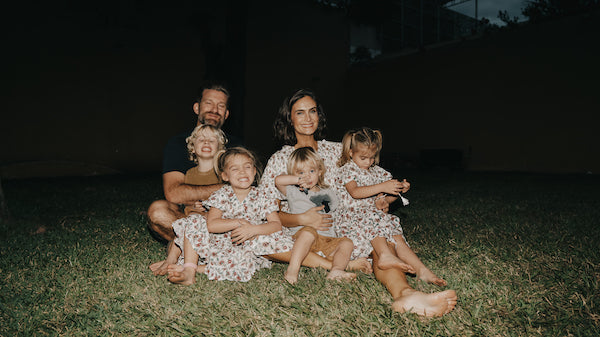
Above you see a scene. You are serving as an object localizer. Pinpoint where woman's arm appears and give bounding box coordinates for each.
[278,207,332,231]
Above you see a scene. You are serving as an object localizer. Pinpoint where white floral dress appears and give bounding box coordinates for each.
[335,160,408,259]
[171,185,294,282]
[259,140,342,237]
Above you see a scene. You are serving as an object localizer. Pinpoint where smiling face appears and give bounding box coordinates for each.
[290,96,319,138]
[294,162,321,191]
[194,89,230,128]
[192,129,220,160]
[350,143,377,170]
[221,154,256,190]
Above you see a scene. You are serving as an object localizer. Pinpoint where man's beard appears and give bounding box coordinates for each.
[199,113,223,128]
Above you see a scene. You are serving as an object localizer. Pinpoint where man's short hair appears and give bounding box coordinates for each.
[195,81,230,107]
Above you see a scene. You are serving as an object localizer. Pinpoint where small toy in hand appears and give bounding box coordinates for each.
[310,194,332,213]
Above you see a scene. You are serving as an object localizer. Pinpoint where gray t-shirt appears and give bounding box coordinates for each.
[285,185,339,237]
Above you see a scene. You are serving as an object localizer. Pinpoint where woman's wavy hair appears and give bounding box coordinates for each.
[338,127,383,167]
[273,88,327,146]
[186,124,228,163]
[286,147,329,189]
[214,147,262,186]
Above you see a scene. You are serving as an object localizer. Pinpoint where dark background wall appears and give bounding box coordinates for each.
[340,13,599,173]
[2,2,599,178]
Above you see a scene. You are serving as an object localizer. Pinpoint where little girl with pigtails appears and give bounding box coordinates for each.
[336,127,447,286]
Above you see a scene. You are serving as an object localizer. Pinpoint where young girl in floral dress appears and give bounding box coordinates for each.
[336,127,446,286]
[167,147,294,284]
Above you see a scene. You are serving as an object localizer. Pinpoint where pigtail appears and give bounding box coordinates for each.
[338,130,355,167]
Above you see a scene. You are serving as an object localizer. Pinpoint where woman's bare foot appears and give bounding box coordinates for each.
[326,269,357,282]
[377,253,416,274]
[391,289,457,317]
[417,267,447,287]
[167,264,196,285]
[347,257,373,274]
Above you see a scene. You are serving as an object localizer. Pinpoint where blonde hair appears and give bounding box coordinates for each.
[338,127,383,167]
[215,147,262,186]
[186,124,228,163]
[287,147,329,189]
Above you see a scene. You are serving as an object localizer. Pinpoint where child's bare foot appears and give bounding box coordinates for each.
[391,289,457,317]
[284,270,299,285]
[377,253,416,273]
[347,257,373,274]
[167,264,196,285]
[149,260,169,276]
[418,268,447,287]
[326,269,357,282]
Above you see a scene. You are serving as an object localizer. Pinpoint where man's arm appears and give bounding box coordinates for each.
[162,171,222,205]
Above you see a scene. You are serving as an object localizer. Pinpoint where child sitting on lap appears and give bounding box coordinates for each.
[337,127,446,286]
[276,147,357,284]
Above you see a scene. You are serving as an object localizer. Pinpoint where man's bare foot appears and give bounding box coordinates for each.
[377,253,416,273]
[284,270,298,285]
[418,268,447,287]
[391,289,457,317]
[167,264,196,285]
[326,269,357,282]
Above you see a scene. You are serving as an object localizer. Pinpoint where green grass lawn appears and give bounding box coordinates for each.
[1,172,599,336]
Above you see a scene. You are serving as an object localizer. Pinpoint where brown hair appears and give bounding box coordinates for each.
[338,127,383,167]
[215,147,262,186]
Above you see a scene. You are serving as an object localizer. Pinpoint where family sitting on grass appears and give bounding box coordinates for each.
[147,84,457,317]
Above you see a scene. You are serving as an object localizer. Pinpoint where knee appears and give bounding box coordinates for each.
[339,237,353,249]
[297,229,317,242]
[147,200,170,228]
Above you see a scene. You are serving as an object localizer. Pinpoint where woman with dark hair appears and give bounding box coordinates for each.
[260,88,457,316]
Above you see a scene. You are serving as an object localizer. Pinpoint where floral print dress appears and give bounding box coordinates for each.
[259,140,343,236]
[171,185,293,282]
[335,160,408,259]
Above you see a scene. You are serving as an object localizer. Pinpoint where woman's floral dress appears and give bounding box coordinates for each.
[172,185,293,282]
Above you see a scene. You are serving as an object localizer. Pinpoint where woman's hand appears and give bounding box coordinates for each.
[231,219,257,245]
[381,179,403,195]
[299,205,333,231]
[375,193,390,213]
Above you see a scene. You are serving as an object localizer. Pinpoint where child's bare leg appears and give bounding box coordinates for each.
[266,250,333,270]
[326,238,356,281]
[371,246,457,316]
[167,237,199,285]
[393,236,446,286]
[347,257,373,274]
[371,237,415,273]
[149,240,181,276]
[284,231,315,284]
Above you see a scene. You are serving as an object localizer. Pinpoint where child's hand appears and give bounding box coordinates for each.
[381,179,403,195]
[297,175,311,191]
[375,193,390,213]
[400,179,411,193]
[231,219,257,245]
